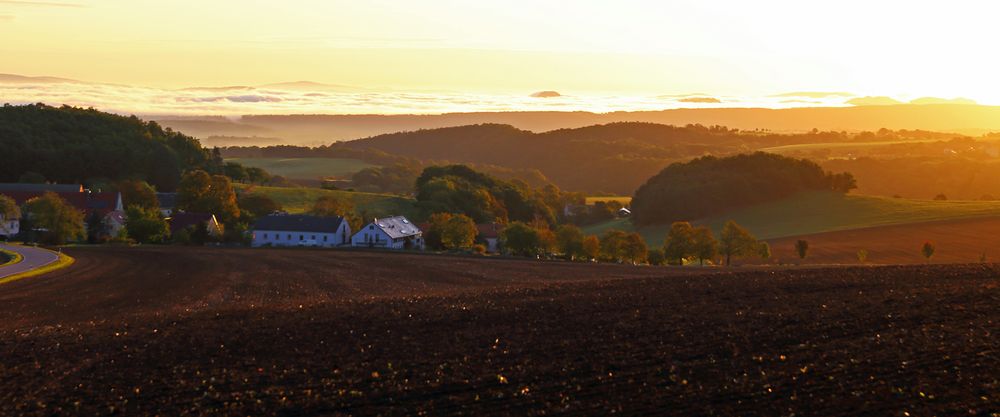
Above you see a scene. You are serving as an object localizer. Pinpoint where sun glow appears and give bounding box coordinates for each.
[2,0,999,107]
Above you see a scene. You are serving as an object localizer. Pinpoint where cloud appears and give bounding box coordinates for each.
[0,0,85,7]
[0,77,865,117]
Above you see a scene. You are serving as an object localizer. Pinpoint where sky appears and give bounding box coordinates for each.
[2,0,999,113]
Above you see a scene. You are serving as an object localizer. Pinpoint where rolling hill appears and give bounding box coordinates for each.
[584,191,1000,245]
[225,158,374,181]
[155,104,1000,144]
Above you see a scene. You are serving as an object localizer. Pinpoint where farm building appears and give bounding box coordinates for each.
[477,223,503,253]
[0,183,124,238]
[351,216,424,250]
[156,193,177,217]
[0,213,18,238]
[168,212,223,238]
[252,214,351,248]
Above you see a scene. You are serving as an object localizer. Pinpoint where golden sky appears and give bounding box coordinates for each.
[2,0,999,101]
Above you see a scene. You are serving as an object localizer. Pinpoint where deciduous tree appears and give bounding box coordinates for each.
[795,240,809,261]
[499,221,540,257]
[691,226,718,266]
[24,192,85,244]
[555,224,585,260]
[125,205,169,243]
[664,222,695,265]
[441,213,477,250]
[921,241,935,263]
[116,179,159,210]
[719,220,759,266]
[581,235,600,261]
[623,232,648,264]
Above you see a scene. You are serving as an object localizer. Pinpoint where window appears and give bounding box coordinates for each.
[311,235,316,240]
[323,236,328,242]
[299,235,304,241]
[287,234,291,240]
[263,233,268,240]
[369,225,374,230]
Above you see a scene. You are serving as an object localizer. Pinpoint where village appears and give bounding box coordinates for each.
[0,182,507,254]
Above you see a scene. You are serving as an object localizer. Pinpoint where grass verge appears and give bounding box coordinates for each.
[0,251,74,285]
[0,247,24,267]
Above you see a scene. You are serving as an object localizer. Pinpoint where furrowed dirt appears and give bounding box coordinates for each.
[1,246,998,416]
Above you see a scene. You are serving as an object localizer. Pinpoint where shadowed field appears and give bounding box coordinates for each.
[765,216,1000,265]
[0,247,997,415]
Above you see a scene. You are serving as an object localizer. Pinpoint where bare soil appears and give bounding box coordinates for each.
[1,246,998,416]
[765,216,1000,265]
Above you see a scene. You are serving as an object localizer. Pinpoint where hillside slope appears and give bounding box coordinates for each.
[586,192,1000,244]
[340,122,868,194]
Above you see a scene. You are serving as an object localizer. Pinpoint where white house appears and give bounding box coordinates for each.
[0,213,18,239]
[351,216,424,250]
[252,214,351,248]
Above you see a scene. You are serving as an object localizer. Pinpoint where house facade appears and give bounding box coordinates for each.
[351,216,424,250]
[0,213,18,238]
[476,223,503,253]
[168,212,224,238]
[252,214,350,248]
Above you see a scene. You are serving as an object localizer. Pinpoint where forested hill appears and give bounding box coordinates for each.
[631,152,856,226]
[0,104,219,191]
[339,122,862,195]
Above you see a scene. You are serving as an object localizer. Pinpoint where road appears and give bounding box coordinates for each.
[0,243,60,279]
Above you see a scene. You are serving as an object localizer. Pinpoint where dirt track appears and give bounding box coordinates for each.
[1,246,998,415]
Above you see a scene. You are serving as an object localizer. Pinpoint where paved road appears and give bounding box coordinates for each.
[0,243,60,279]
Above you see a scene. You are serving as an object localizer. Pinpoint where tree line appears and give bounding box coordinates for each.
[0,104,266,192]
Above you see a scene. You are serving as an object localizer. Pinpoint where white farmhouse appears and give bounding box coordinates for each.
[0,213,18,239]
[252,214,351,248]
[351,216,424,250]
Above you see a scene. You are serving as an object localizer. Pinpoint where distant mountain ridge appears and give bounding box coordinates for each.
[156,104,1000,145]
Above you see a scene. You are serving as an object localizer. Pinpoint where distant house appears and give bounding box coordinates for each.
[156,193,177,217]
[351,216,424,250]
[0,183,123,237]
[0,183,122,217]
[476,223,504,253]
[168,212,223,238]
[103,210,126,237]
[0,213,18,239]
[252,214,351,248]
[617,207,632,217]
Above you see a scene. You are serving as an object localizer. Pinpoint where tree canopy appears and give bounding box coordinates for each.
[632,152,856,225]
[0,104,235,191]
[415,165,573,225]
[24,192,85,244]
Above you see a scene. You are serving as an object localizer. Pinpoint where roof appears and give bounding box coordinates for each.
[169,212,217,234]
[371,216,421,239]
[105,210,125,225]
[0,183,83,193]
[476,223,503,239]
[253,214,345,233]
[156,193,177,209]
[87,192,122,216]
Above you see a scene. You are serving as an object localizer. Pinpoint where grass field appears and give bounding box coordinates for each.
[757,138,943,154]
[226,157,374,180]
[585,196,632,205]
[236,184,419,218]
[584,191,1000,244]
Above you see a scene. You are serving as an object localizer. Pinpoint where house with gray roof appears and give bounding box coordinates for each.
[251,214,350,248]
[350,216,423,250]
